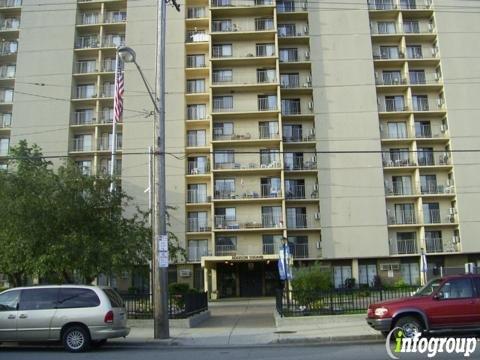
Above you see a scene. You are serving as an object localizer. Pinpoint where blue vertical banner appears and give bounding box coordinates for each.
[278,246,292,280]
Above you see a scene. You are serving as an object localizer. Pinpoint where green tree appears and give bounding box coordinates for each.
[0,141,151,285]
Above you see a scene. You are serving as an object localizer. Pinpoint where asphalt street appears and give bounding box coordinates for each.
[3,342,480,360]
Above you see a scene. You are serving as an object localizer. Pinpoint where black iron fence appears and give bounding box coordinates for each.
[122,292,208,319]
[276,287,419,317]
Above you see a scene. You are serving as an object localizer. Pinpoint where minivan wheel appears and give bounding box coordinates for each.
[394,316,424,338]
[62,326,91,353]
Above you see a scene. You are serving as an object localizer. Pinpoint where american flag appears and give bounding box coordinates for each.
[113,60,124,123]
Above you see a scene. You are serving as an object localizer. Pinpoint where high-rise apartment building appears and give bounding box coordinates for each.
[3,0,480,297]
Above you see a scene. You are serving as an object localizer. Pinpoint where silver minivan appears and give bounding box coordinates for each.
[0,285,130,352]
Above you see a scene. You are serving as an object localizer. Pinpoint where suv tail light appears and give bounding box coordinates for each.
[104,310,114,324]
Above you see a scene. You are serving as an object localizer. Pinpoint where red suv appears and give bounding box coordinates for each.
[367,274,480,337]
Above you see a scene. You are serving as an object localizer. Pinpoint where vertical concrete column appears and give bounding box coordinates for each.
[211,266,218,300]
[203,266,209,294]
[351,259,359,285]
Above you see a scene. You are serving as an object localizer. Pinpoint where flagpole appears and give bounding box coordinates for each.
[110,50,120,189]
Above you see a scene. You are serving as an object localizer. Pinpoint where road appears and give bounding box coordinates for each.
[3,342,480,360]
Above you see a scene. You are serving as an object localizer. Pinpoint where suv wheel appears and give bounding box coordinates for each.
[62,326,91,353]
[395,316,424,338]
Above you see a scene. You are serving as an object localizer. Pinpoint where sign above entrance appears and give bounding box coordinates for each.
[231,255,265,261]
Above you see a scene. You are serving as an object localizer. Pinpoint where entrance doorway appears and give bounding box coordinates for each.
[239,262,263,297]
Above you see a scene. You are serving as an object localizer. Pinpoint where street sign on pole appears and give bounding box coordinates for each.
[157,235,169,268]
[278,246,292,281]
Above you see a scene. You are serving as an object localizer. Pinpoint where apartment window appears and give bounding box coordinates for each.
[216,236,236,255]
[212,69,233,83]
[188,240,208,261]
[280,73,300,88]
[0,138,9,156]
[255,18,274,31]
[262,206,282,227]
[99,158,121,176]
[412,95,429,111]
[212,44,232,58]
[187,7,206,19]
[262,235,282,254]
[75,160,92,175]
[284,152,304,170]
[214,150,235,167]
[187,130,206,147]
[281,99,301,115]
[277,0,295,12]
[215,207,236,228]
[187,184,207,203]
[101,107,114,123]
[377,21,396,34]
[409,70,426,84]
[78,12,99,25]
[382,71,402,85]
[407,45,423,59]
[186,30,208,43]
[72,134,92,151]
[258,95,277,111]
[401,262,420,285]
[74,108,95,125]
[420,174,437,194]
[187,104,207,120]
[213,122,233,139]
[261,177,281,197]
[188,156,208,174]
[0,112,12,127]
[186,79,205,93]
[393,203,416,224]
[103,33,125,47]
[258,121,279,139]
[372,0,394,10]
[400,0,417,9]
[215,179,235,198]
[256,43,275,57]
[188,211,209,232]
[0,88,13,103]
[423,202,440,224]
[212,19,233,32]
[102,82,114,97]
[333,266,352,288]
[391,176,412,195]
[76,84,96,99]
[359,264,377,287]
[379,46,399,59]
[279,48,298,62]
[287,207,307,228]
[288,236,308,258]
[418,147,434,166]
[76,60,96,74]
[257,68,276,83]
[259,149,280,166]
[0,40,17,54]
[105,10,127,23]
[425,231,442,253]
[384,95,405,112]
[396,232,417,254]
[384,122,407,138]
[283,124,302,142]
[186,54,205,68]
[0,64,15,78]
[213,96,233,111]
[1,17,19,29]
[403,20,420,33]
[415,120,431,138]
[278,24,296,37]
[76,35,98,49]
[285,179,305,199]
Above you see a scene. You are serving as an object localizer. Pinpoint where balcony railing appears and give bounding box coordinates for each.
[75,61,97,74]
[279,50,310,63]
[410,72,441,85]
[425,237,443,253]
[387,212,417,225]
[412,99,445,112]
[214,185,282,199]
[187,190,209,203]
[187,161,210,175]
[368,1,397,10]
[286,213,319,229]
[390,239,417,255]
[0,115,11,128]
[212,21,275,33]
[186,56,206,68]
[214,214,283,230]
[382,155,416,167]
[102,59,116,72]
[378,100,409,112]
[188,247,209,262]
[212,71,277,85]
[72,138,93,152]
[215,244,236,256]
[420,182,454,195]
[212,98,278,113]
[102,35,126,48]
[187,218,211,232]
[385,181,415,196]
[187,7,207,19]
[78,13,101,25]
[75,37,100,49]
[281,101,302,115]
[0,42,17,56]
[0,19,19,31]
[262,243,309,258]
[0,0,22,8]
[423,209,441,224]
[399,0,433,10]
[372,49,405,60]
[213,128,280,141]
[104,12,127,24]
[213,158,281,170]
[211,0,274,7]
[72,112,96,125]
[286,185,319,199]
[277,1,308,13]
[376,76,407,86]
[284,158,317,170]
[417,153,435,166]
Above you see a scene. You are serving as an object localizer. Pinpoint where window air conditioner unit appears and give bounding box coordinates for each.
[308,101,314,110]
[303,26,309,35]
[305,51,310,60]
[314,212,320,220]
[452,235,460,244]
[316,240,321,249]
[309,128,315,136]
[440,124,447,133]
[313,183,319,191]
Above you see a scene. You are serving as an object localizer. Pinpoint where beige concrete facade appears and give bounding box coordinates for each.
[2,0,480,293]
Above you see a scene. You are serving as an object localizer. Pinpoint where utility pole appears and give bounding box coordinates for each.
[153,0,180,340]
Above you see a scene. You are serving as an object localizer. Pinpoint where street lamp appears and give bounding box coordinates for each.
[119,45,169,339]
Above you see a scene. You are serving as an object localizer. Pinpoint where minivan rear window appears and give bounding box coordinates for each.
[57,288,100,308]
[103,288,124,308]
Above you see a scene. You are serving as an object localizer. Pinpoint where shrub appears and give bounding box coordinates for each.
[344,278,356,289]
[168,282,190,295]
[291,264,332,307]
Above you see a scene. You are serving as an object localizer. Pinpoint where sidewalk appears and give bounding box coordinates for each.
[111,298,383,347]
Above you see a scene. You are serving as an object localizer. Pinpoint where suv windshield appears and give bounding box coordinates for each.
[415,278,442,296]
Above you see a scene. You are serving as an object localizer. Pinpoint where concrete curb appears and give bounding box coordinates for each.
[273,334,385,345]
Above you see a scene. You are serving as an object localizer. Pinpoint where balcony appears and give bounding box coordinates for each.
[214,214,283,230]
[0,41,17,56]
[283,128,315,143]
[75,61,97,74]
[71,138,93,152]
[104,11,127,24]
[0,0,22,8]
[98,137,122,151]
[102,59,116,72]
[417,152,451,167]
[285,185,319,199]
[277,1,308,14]
[0,114,11,128]
[102,35,126,48]
[414,123,448,139]
[382,155,416,168]
[399,0,433,11]
[281,100,313,116]
[187,161,210,175]
[72,111,96,126]
[188,246,209,262]
[387,212,417,225]
[412,98,445,112]
[211,19,276,39]
[212,70,277,89]
[284,158,317,171]
[378,99,409,113]
[75,37,100,49]
[215,244,237,256]
[186,32,209,44]
[385,181,417,196]
[0,19,19,31]
[214,184,282,200]
[262,243,309,258]
[212,98,278,114]
[389,239,418,255]
[213,128,280,142]
[187,190,209,204]
[423,209,457,225]
[420,182,454,195]
[286,213,320,229]
[77,13,101,26]
[368,1,397,11]
[425,237,442,253]
[279,49,311,64]
[211,0,274,7]
[213,157,281,171]
[187,218,212,233]
[375,76,407,86]
[372,49,405,61]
